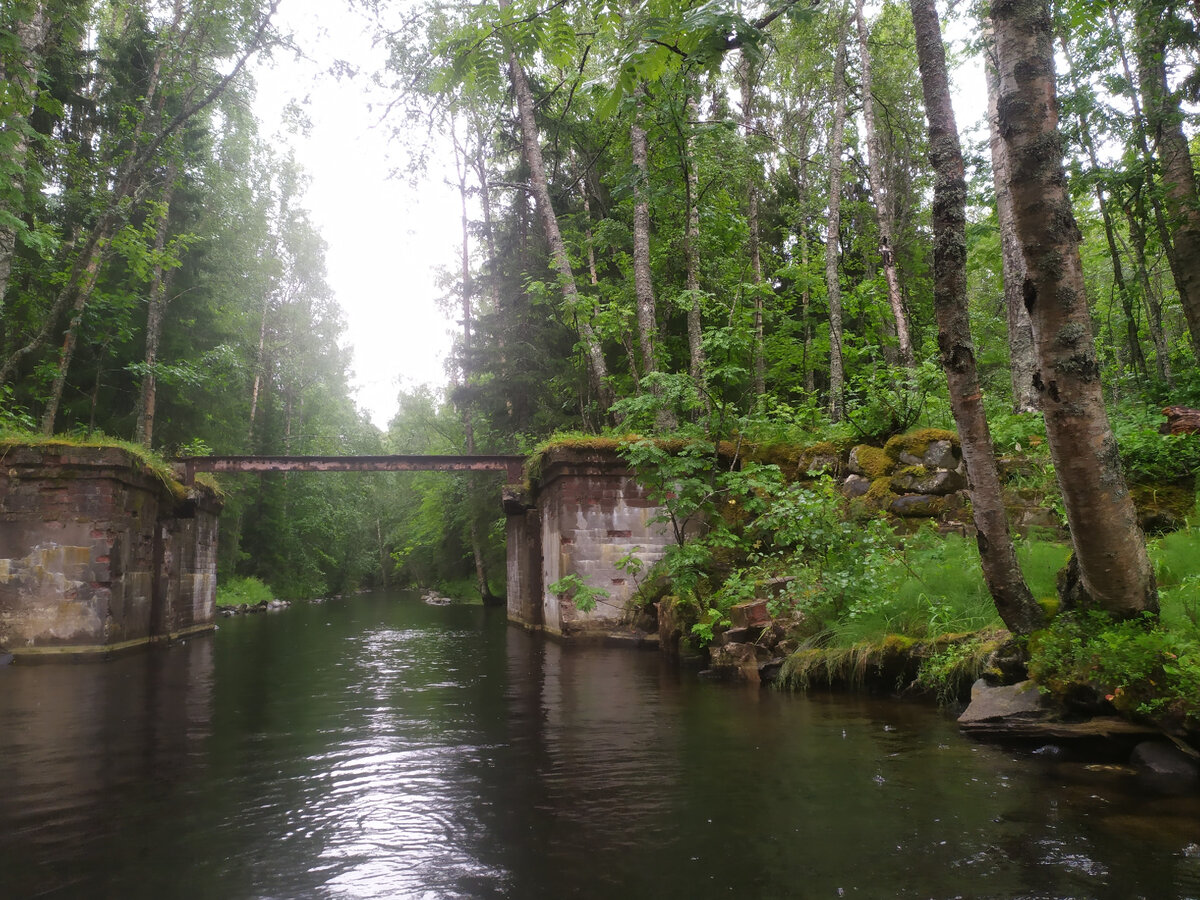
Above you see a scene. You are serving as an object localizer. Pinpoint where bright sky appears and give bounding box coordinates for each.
[252,1,459,429]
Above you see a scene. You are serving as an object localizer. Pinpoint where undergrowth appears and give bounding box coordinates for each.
[216,576,275,607]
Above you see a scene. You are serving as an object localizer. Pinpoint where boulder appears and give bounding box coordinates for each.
[889,493,947,517]
[959,680,1161,740]
[730,599,771,628]
[842,474,871,498]
[657,595,700,657]
[890,468,966,495]
[1161,406,1200,435]
[847,445,893,478]
[922,439,961,470]
[958,679,1049,730]
[804,452,839,477]
[721,625,765,644]
[708,641,765,683]
[1130,741,1200,791]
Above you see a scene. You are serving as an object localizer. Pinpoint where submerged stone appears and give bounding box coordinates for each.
[1131,741,1200,792]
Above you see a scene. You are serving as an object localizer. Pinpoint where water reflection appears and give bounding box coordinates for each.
[0,593,1198,899]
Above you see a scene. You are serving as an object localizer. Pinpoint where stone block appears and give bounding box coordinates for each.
[922,439,960,470]
[730,599,771,628]
[890,468,966,495]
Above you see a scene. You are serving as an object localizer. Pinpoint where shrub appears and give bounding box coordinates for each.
[1028,612,1200,728]
[216,576,274,607]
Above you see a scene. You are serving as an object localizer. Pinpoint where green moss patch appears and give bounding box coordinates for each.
[851,444,893,478]
[884,427,959,462]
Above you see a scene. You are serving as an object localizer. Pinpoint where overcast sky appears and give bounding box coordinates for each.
[252,1,459,429]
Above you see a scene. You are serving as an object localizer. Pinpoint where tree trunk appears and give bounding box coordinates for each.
[38,243,106,434]
[684,92,707,408]
[631,93,659,381]
[983,28,1038,413]
[247,289,269,446]
[451,118,495,604]
[739,55,766,399]
[1123,189,1173,381]
[2,1,278,393]
[134,163,180,447]
[1113,6,1192,363]
[1135,2,1200,358]
[500,0,612,411]
[1056,36,1148,380]
[825,6,851,423]
[0,3,51,313]
[856,0,914,368]
[910,0,1042,635]
[992,0,1157,617]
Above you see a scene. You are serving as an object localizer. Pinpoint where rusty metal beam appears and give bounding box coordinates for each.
[176,455,526,484]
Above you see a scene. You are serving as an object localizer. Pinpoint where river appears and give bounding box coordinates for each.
[0,591,1198,899]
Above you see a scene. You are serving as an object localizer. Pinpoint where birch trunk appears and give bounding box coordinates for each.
[631,94,658,380]
[855,0,914,368]
[992,0,1157,617]
[911,0,1042,634]
[500,0,612,411]
[983,30,1038,413]
[825,7,851,422]
[1135,4,1200,358]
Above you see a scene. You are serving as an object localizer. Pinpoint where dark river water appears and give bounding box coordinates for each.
[1,592,1199,899]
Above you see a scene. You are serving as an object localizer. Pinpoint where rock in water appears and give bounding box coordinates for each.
[958,679,1048,734]
[1130,741,1200,793]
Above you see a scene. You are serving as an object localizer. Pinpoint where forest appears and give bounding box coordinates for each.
[2,0,1200,704]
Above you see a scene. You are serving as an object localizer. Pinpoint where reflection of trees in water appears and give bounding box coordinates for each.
[4,598,1199,898]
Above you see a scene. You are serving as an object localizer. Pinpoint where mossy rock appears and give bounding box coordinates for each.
[861,476,897,513]
[1036,596,1060,621]
[883,428,959,464]
[657,594,702,657]
[797,441,843,477]
[1130,481,1197,534]
[743,442,808,476]
[889,493,948,518]
[848,444,893,479]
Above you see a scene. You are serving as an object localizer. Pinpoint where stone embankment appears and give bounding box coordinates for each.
[0,444,221,659]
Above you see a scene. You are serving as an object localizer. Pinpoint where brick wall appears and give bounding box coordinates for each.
[0,445,221,658]
[527,448,672,637]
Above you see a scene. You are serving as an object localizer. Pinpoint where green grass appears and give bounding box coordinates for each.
[216,576,275,607]
[1152,523,1200,633]
[818,532,1061,647]
[0,427,186,496]
[1015,537,1072,602]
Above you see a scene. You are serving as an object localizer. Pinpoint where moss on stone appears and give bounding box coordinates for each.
[883,427,959,462]
[851,444,893,478]
[1130,482,1197,532]
[889,493,948,517]
[862,476,897,512]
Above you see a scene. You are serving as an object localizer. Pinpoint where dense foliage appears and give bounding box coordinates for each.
[2,0,1198,620]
